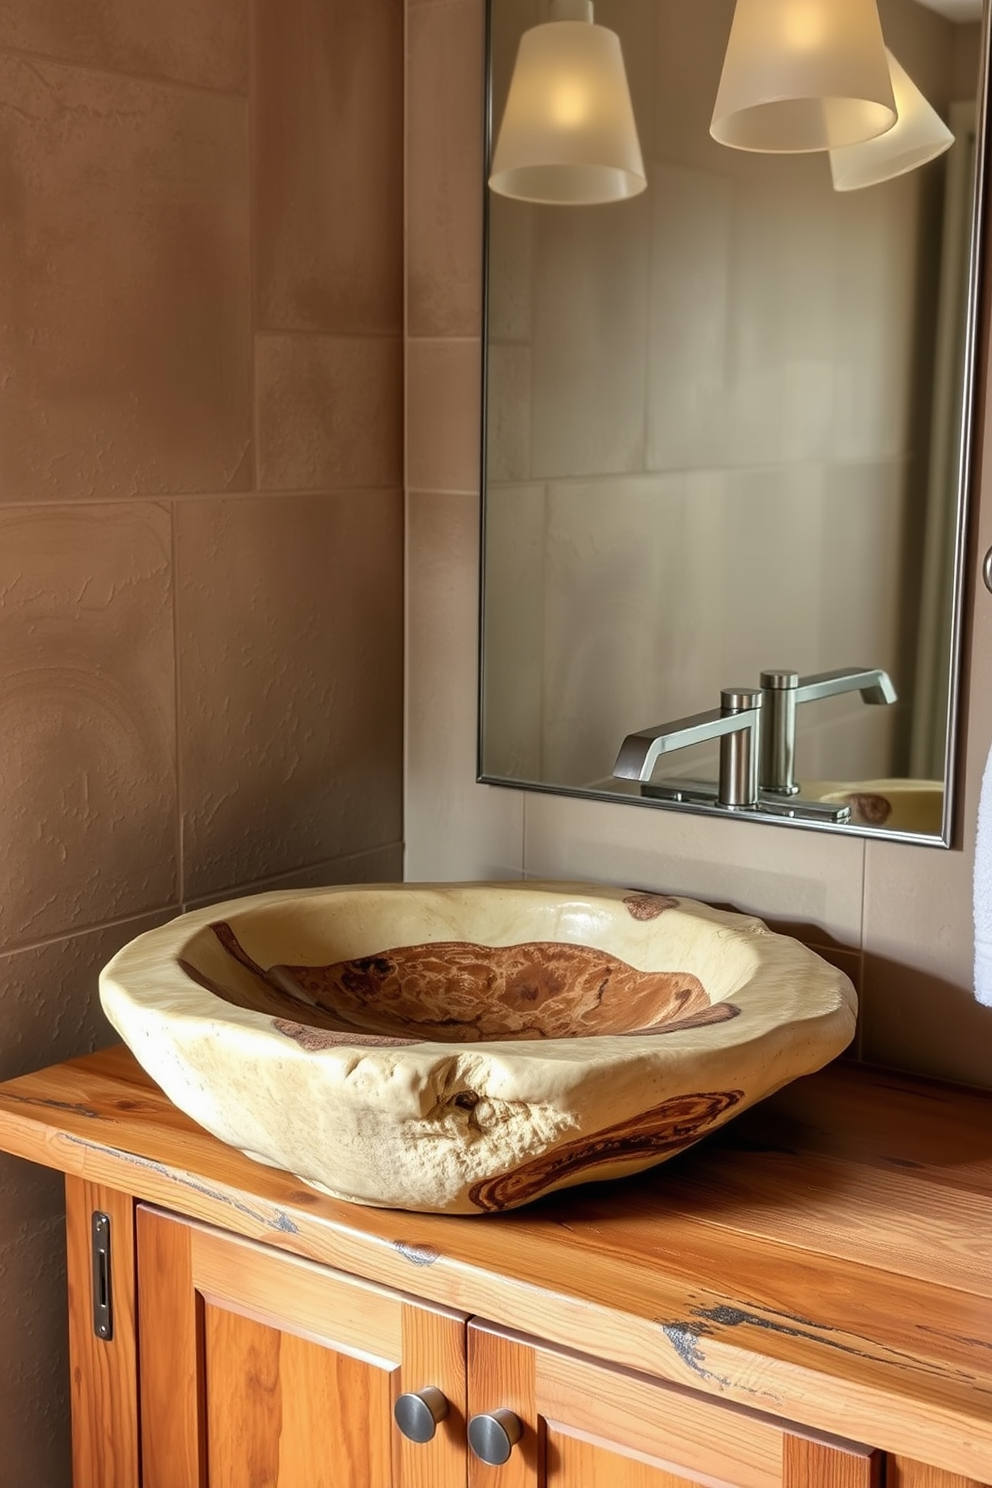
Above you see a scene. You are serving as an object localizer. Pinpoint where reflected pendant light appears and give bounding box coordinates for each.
[488,0,647,206]
[711,0,897,153]
[829,51,954,190]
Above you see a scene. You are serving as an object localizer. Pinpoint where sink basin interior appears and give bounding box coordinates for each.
[184,893,746,1046]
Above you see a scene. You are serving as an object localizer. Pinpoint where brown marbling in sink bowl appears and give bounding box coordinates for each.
[99,882,856,1214]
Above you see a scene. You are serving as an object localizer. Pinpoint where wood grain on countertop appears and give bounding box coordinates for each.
[0,1047,989,1480]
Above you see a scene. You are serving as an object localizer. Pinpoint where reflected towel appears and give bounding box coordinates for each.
[974,742,992,1006]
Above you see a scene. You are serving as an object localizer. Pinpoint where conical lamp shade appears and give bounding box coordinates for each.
[829,50,954,190]
[711,0,897,153]
[489,6,646,205]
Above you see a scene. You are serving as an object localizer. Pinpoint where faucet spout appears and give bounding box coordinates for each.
[792,666,898,708]
[614,690,762,807]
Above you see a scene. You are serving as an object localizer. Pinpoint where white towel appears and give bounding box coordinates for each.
[974,742,992,1005]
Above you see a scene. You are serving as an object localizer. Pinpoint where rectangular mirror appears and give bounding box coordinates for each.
[480,0,989,844]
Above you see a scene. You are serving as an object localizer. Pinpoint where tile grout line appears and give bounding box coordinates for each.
[170,500,186,909]
[0,845,406,962]
[0,39,250,101]
[249,0,261,495]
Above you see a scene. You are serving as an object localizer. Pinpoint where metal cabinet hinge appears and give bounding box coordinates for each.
[91,1211,113,1341]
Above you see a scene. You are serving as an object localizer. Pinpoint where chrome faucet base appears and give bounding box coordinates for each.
[614,670,890,824]
[640,778,851,824]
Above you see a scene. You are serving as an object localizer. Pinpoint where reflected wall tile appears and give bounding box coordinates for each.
[177,492,403,901]
[256,335,403,491]
[486,343,532,485]
[482,484,547,782]
[831,180,918,462]
[531,194,650,478]
[486,193,534,344]
[541,477,674,786]
[408,0,486,337]
[522,790,866,950]
[0,505,177,949]
[646,163,733,473]
[254,0,403,334]
[0,0,249,92]
[408,338,483,493]
[406,490,525,880]
[0,56,252,503]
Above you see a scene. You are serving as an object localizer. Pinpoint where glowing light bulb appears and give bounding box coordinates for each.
[551,80,590,128]
[783,2,828,53]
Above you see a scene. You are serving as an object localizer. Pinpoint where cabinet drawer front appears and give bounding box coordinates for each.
[137,1205,467,1488]
[468,1321,880,1488]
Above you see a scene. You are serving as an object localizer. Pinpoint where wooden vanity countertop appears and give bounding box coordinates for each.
[0,1046,989,1481]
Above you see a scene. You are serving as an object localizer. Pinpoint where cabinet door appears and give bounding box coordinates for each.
[888,1460,990,1488]
[136,1205,467,1488]
[466,1322,881,1488]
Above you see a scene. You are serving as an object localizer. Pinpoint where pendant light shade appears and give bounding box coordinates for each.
[711,0,897,154]
[830,51,954,191]
[489,0,646,206]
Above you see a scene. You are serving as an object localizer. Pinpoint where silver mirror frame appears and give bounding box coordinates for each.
[478,0,992,848]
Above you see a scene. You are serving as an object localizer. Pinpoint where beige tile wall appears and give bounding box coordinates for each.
[0,1,404,1482]
[404,0,992,1088]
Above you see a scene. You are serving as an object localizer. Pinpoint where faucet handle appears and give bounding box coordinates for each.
[760,669,799,692]
[722,688,762,713]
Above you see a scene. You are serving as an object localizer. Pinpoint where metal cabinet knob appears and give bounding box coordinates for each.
[467,1409,523,1466]
[393,1386,449,1443]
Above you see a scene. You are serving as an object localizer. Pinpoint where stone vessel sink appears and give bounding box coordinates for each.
[100,882,856,1215]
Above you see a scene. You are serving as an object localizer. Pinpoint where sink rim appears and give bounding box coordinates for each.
[101,880,853,1069]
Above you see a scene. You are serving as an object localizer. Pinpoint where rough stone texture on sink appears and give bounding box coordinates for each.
[99,881,857,1214]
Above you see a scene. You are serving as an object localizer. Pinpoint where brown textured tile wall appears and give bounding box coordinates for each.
[256,335,403,490]
[177,491,403,900]
[407,0,486,338]
[403,0,992,1086]
[253,0,403,334]
[0,1,404,1483]
[0,53,253,502]
[0,0,249,92]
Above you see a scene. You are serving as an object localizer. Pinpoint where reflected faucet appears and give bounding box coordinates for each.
[613,689,762,808]
[759,667,898,797]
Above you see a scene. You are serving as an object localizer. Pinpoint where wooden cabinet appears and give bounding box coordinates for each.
[135,1205,467,1488]
[2,1050,988,1488]
[465,1321,882,1488]
[67,1184,891,1488]
[63,1179,982,1488]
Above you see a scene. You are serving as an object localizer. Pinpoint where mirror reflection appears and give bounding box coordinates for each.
[480,0,987,842]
